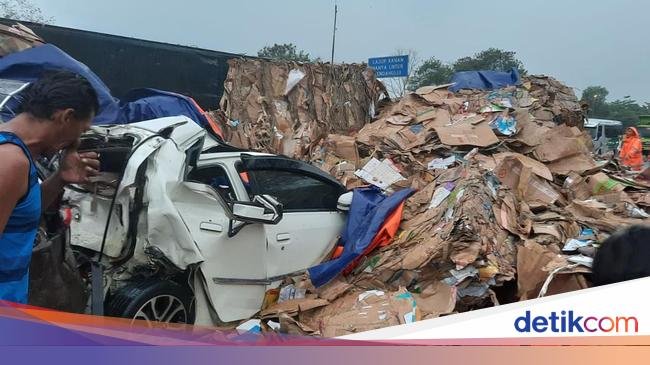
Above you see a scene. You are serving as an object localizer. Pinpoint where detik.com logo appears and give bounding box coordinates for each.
[514,310,638,333]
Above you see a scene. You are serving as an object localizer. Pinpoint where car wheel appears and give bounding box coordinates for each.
[106,278,194,326]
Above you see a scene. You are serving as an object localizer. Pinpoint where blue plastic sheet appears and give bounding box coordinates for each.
[308,186,415,287]
[117,88,211,128]
[0,45,212,128]
[449,68,521,92]
[0,44,120,124]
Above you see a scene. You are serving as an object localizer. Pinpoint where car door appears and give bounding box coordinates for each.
[239,154,347,278]
[172,160,268,322]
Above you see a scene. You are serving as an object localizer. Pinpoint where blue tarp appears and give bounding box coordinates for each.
[0,45,211,128]
[117,88,210,128]
[0,44,120,124]
[449,68,521,92]
[308,187,415,288]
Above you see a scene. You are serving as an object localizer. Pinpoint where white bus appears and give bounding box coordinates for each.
[584,118,624,155]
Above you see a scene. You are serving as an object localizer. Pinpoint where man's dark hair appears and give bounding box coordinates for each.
[592,225,650,286]
[21,70,99,120]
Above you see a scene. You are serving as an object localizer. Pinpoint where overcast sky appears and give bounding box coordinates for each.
[33,0,650,102]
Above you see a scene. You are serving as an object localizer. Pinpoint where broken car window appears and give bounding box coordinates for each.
[244,169,341,211]
[187,165,237,202]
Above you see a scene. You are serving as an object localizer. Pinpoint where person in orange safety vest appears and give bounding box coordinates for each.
[619,127,644,171]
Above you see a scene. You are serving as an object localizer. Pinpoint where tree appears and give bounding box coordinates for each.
[581,86,610,118]
[0,0,52,23]
[257,43,311,62]
[580,86,650,127]
[608,97,650,127]
[452,48,527,75]
[407,56,454,90]
[382,48,421,98]
[408,48,526,91]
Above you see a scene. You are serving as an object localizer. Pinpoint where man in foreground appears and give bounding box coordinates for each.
[0,71,100,303]
[592,225,650,286]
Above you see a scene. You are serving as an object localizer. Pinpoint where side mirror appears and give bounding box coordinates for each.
[336,191,353,212]
[232,194,283,225]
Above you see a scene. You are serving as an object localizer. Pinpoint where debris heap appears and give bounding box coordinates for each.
[221,70,650,337]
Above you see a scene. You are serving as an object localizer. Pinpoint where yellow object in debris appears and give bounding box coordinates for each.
[261,288,280,310]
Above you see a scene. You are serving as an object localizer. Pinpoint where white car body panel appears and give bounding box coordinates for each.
[67,116,347,324]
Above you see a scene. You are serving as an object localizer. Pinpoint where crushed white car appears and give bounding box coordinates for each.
[64,116,349,325]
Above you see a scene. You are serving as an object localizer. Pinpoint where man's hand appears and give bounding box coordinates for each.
[41,142,100,211]
[58,142,100,184]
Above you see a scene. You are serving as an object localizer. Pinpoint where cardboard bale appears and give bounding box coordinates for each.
[219,58,386,159]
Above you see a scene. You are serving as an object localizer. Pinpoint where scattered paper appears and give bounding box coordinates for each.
[428,156,456,170]
[444,188,465,220]
[442,266,479,286]
[480,104,507,113]
[429,183,455,209]
[355,158,405,190]
[562,239,593,252]
[236,319,262,334]
[278,284,306,303]
[394,292,418,324]
[490,115,517,136]
[463,148,479,161]
[625,203,650,218]
[284,69,306,95]
[457,282,490,298]
[567,255,594,268]
[266,320,281,331]
[358,290,385,302]
[578,227,596,241]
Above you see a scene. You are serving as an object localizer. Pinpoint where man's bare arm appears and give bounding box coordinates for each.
[0,144,29,232]
[40,171,66,212]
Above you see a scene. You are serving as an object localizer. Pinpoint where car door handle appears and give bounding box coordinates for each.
[276,233,291,242]
[200,222,223,233]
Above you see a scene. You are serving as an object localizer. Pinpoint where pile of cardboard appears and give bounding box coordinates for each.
[225,72,650,337]
[216,58,387,159]
[456,75,586,127]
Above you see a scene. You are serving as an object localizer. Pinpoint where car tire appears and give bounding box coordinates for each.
[106,278,195,325]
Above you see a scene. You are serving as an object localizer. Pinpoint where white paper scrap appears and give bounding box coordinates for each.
[562,239,592,252]
[428,155,456,170]
[355,158,405,190]
[429,186,452,209]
